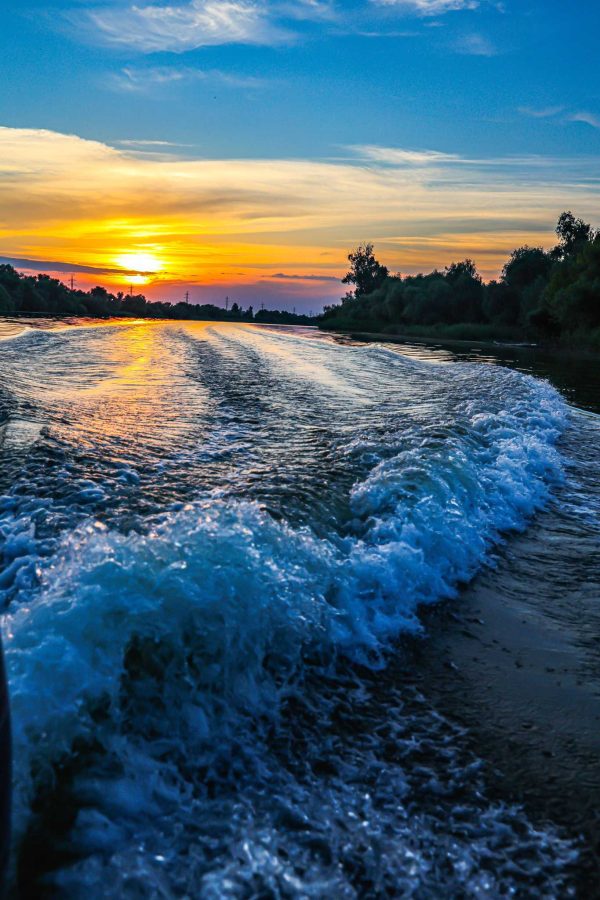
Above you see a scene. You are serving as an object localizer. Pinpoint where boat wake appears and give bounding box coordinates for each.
[0,323,578,895]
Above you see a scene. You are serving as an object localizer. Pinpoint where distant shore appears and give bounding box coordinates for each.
[328,327,600,357]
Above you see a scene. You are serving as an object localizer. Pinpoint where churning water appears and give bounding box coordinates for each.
[0,321,597,896]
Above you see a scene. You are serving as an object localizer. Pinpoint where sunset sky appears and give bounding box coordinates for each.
[1,0,599,311]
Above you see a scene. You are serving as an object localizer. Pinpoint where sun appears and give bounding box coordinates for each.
[116,251,163,274]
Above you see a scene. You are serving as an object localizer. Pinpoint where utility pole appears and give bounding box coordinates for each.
[69,275,75,291]
[185,291,189,304]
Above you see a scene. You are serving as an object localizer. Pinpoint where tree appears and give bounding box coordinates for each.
[502,247,552,292]
[342,243,389,299]
[545,234,600,331]
[18,279,45,312]
[553,211,595,259]
[444,260,484,323]
[444,259,480,284]
[0,284,14,314]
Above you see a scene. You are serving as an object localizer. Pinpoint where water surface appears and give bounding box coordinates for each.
[1,320,597,896]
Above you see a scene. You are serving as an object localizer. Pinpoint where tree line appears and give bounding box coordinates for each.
[0,267,315,326]
[318,212,600,350]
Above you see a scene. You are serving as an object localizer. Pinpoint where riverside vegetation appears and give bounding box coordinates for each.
[319,212,600,351]
[0,269,313,326]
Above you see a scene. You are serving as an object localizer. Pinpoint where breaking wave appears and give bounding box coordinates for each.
[0,323,577,895]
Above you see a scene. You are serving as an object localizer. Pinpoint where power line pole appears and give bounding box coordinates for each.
[185,291,189,304]
[69,275,75,291]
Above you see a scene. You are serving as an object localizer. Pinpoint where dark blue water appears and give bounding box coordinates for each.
[1,320,596,896]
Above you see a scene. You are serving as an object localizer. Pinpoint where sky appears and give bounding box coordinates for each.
[0,0,599,311]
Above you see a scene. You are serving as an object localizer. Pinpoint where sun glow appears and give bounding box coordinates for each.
[2,126,599,305]
[116,251,163,274]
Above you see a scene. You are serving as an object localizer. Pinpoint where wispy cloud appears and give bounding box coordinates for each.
[278,0,338,21]
[519,105,600,130]
[268,272,341,281]
[348,145,461,164]
[74,0,292,52]
[116,139,190,147]
[371,0,480,15]
[569,111,600,129]
[453,32,496,55]
[518,105,565,119]
[108,65,267,93]
[0,256,146,277]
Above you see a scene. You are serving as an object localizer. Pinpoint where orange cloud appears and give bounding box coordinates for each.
[0,126,599,305]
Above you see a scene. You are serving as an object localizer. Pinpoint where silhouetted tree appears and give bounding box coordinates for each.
[342,243,389,298]
[0,285,14,314]
[553,211,596,259]
[320,213,600,348]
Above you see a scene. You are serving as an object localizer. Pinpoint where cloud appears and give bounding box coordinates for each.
[277,0,337,21]
[518,106,600,130]
[108,65,267,93]
[268,272,341,281]
[453,32,496,55]
[371,0,479,15]
[0,256,137,276]
[1,126,599,301]
[75,0,292,53]
[519,105,565,119]
[117,139,187,147]
[569,111,600,130]
[348,145,461,164]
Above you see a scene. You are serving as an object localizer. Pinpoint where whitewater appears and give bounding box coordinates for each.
[0,320,592,896]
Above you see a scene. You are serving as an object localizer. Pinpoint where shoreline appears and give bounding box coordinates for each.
[330,328,600,360]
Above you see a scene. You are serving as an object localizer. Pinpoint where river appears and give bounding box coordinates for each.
[0,320,598,896]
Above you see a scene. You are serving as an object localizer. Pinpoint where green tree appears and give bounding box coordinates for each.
[342,243,389,298]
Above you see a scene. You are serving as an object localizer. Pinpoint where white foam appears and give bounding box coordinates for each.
[2,368,568,845]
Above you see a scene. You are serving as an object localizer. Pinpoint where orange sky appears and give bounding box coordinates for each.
[2,127,600,309]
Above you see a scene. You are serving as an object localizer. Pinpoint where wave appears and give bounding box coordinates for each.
[2,366,568,870]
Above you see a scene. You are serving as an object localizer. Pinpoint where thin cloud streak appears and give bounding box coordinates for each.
[108,65,268,93]
[268,272,341,281]
[569,111,600,130]
[519,105,600,131]
[0,256,143,276]
[371,0,479,15]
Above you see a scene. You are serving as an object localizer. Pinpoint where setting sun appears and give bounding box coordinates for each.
[116,251,163,274]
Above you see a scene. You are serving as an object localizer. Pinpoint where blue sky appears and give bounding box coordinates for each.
[0,0,599,309]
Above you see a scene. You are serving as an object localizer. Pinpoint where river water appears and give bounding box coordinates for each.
[0,320,598,897]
